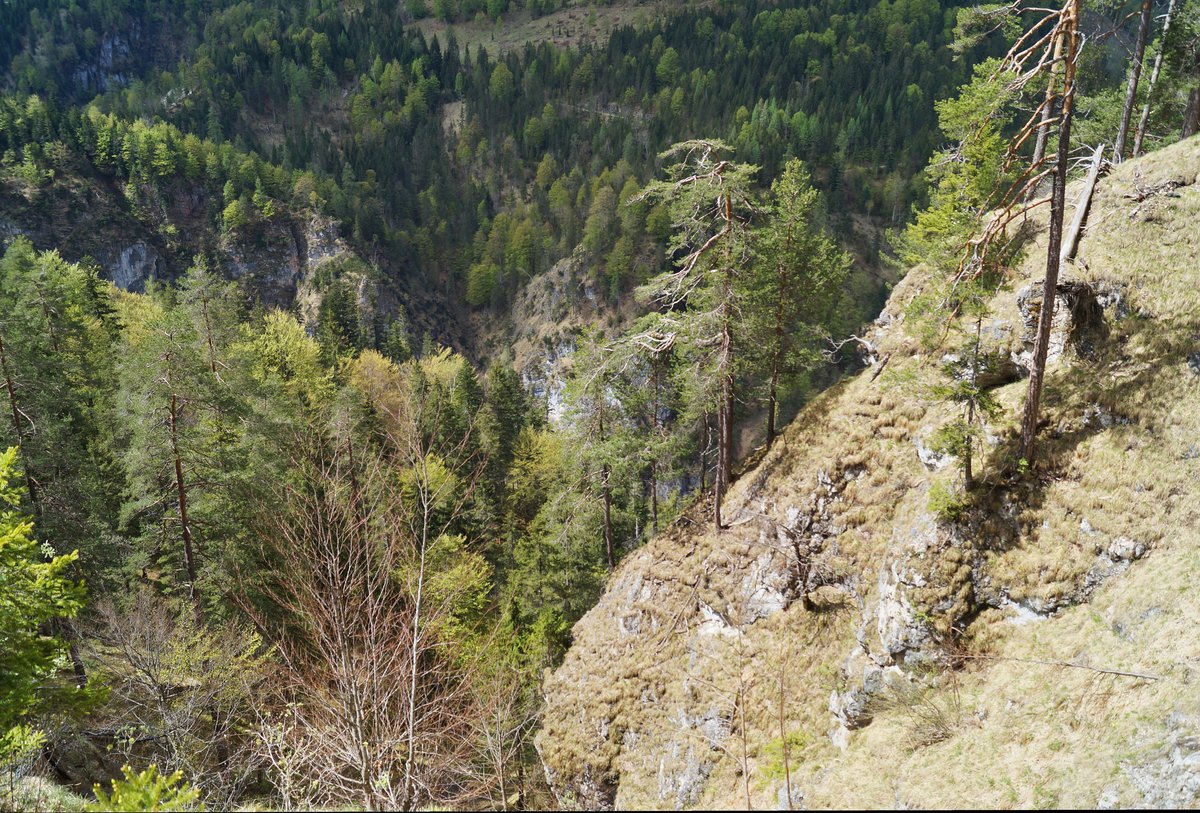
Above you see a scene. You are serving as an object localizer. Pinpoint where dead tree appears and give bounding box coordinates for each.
[245,362,494,811]
[1114,0,1156,161]
[949,0,1086,465]
[1018,0,1082,464]
[1133,0,1180,157]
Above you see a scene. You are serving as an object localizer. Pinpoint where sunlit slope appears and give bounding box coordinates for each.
[538,135,1200,810]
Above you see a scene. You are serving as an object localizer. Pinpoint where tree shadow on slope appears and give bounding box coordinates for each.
[964,305,1200,612]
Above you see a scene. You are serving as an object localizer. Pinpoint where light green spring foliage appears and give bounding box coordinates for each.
[0,446,86,747]
[88,765,202,813]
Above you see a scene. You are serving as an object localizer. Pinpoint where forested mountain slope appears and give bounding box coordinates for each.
[538,135,1200,810]
[1,0,988,367]
[2,0,1198,809]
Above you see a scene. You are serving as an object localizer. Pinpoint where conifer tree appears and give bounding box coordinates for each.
[0,447,88,754]
[117,262,245,620]
[0,241,121,575]
[563,332,638,571]
[1115,0,1157,160]
[749,160,850,447]
[634,140,758,530]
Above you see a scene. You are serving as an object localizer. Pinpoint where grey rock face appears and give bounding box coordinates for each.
[1015,283,1074,368]
[0,219,26,239]
[107,241,163,291]
[220,221,306,307]
[651,708,726,809]
[775,782,805,810]
[830,647,904,731]
[304,216,345,269]
[1119,713,1200,808]
[1081,402,1131,431]
[1015,279,1108,368]
[1093,280,1132,321]
[913,430,952,471]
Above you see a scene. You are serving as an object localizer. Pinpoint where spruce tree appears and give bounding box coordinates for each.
[749,159,850,447]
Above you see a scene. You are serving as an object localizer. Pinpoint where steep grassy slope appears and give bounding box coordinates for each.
[537,135,1200,809]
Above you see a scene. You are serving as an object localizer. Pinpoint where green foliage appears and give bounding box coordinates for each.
[748,159,850,438]
[894,59,1018,275]
[761,731,809,780]
[88,765,202,813]
[0,446,87,740]
[635,140,758,438]
[927,478,970,522]
[0,0,996,317]
[0,239,123,579]
[656,46,682,86]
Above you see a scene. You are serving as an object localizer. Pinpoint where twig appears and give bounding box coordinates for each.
[960,652,1162,681]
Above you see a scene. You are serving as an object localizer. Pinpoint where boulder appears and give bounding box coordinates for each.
[1015,279,1108,369]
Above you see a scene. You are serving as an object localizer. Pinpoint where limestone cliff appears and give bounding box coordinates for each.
[0,156,465,350]
[537,135,1200,809]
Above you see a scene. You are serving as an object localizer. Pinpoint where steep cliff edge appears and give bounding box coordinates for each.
[537,135,1200,809]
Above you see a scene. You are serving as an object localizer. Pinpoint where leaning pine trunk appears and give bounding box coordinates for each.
[168,391,203,624]
[602,464,614,570]
[1031,30,1065,170]
[1020,0,1081,464]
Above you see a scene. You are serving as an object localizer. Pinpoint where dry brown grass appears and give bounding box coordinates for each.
[538,136,1200,809]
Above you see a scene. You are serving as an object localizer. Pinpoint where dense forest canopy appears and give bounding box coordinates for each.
[2,0,999,321]
[0,0,1198,809]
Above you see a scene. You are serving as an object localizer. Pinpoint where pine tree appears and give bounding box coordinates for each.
[0,240,122,576]
[563,332,638,571]
[634,140,758,530]
[1114,0,1157,160]
[0,447,88,745]
[116,264,245,621]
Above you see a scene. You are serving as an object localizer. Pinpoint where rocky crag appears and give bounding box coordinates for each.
[538,135,1200,809]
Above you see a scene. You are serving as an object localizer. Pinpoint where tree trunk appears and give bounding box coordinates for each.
[1184,85,1200,139]
[1031,29,1066,170]
[401,477,433,812]
[1133,0,1178,157]
[716,369,732,532]
[766,372,778,449]
[715,194,736,532]
[1020,0,1080,464]
[168,391,203,623]
[766,288,783,448]
[602,463,614,570]
[0,333,39,515]
[598,406,613,569]
[650,363,660,534]
[1115,0,1155,161]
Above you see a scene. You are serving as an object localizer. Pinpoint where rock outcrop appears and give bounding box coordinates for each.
[537,135,1200,809]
